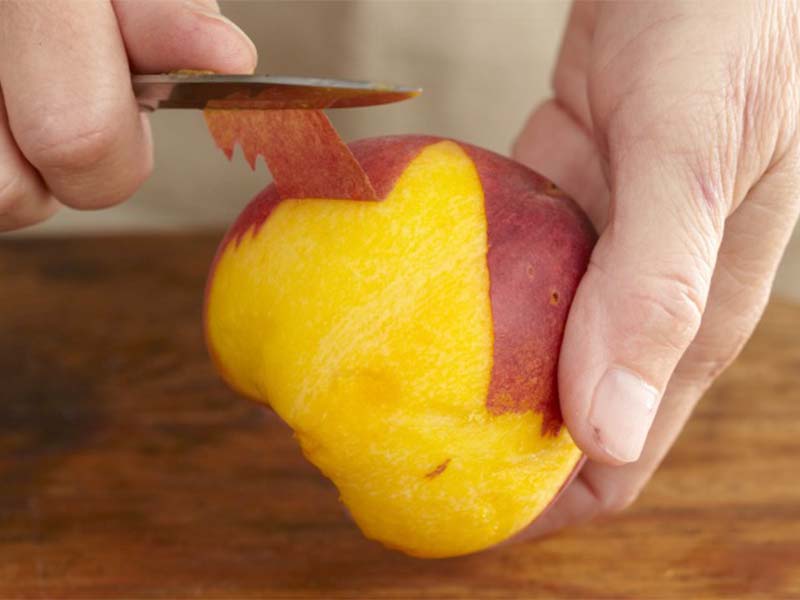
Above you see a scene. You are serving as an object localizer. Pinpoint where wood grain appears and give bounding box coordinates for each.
[1,234,798,599]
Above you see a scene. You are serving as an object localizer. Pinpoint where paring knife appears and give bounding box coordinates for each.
[133,73,422,111]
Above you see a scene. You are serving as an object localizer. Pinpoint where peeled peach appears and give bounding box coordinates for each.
[203,110,596,557]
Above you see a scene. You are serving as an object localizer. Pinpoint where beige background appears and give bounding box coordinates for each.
[11,0,800,300]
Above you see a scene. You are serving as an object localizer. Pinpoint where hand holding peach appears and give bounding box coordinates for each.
[513,0,800,537]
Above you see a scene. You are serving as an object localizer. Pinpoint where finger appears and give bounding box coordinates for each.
[112,0,257,74]
[674,156,800,386]
[519,468,607,538]
[512,99,609,231]
[512,1,606,229]
[524,155,800,539]
[525,373,704,539]
[559,111,727,465]
[0,1,152,210]
[0,96,56,231]
[550,0,596,130]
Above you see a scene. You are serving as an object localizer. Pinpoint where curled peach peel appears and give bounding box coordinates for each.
[204,124,596,557]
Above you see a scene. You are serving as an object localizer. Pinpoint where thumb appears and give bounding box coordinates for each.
[112,0,258,74]
[560,135,725,465]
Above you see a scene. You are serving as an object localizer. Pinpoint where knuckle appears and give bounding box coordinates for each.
[21,100,126,174]
[28,120,120,174]
[636,290,702,351]
[661,268,704,324]
[658,271,706,328]
[617,268,708,352]
[17,98,152,210]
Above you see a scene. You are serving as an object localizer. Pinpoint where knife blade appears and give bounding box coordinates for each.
[133,74,422,111]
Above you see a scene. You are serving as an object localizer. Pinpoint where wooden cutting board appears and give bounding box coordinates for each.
[1,234,798,599]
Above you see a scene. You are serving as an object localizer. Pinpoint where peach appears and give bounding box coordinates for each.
[203,110,596,557]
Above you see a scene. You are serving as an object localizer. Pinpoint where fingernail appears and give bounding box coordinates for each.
[185,1,258,72]
[589,367,660,463]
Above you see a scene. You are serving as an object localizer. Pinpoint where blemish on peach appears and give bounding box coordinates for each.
[425,458,451,479]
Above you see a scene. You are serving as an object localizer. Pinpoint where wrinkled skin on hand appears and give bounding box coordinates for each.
[513,0,800,537]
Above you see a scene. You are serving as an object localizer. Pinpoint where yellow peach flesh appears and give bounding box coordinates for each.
[206,141,581,557]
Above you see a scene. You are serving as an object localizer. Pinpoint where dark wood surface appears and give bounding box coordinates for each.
[1,234,799,599]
